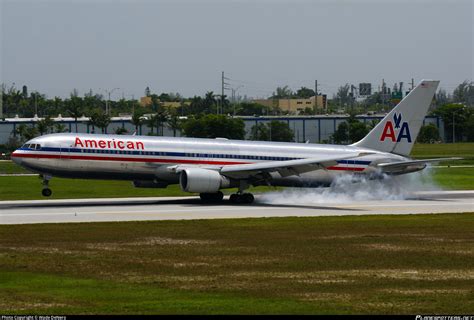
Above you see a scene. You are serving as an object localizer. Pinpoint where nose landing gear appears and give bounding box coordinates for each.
[41,175,52,197]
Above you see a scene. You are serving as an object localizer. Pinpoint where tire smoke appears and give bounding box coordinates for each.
[258,167,441,205]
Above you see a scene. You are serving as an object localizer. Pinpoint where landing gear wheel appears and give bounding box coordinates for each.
[42,188,52,197]
[229,194,240,203]
[242,193,254,204]
[229,193,254,204]
[200,191,224,203]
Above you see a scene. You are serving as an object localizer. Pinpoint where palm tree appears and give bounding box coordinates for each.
[131,110,144,135]
[156,112,168,136]
[167,114,181,137]
[66,94,83,133]
[204,91,217,113]
[90,109,111,134]
[36,116,54,135]
[146,114,158,135]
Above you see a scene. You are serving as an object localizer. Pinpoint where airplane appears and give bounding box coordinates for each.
[11,80,459,204]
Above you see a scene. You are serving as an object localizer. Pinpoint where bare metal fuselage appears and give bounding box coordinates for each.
[12,133,412,188]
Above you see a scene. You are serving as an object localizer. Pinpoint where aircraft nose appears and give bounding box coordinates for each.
[11,151,22,165]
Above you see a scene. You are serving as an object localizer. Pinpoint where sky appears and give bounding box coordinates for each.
[1,0,473,100]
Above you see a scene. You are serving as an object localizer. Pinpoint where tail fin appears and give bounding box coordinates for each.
[352,79,439,156]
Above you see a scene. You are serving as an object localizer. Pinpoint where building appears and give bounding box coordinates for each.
[252,95,327,114]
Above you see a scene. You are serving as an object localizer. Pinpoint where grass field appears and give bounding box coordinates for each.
[1,214,473,314]
[411,142,474,165]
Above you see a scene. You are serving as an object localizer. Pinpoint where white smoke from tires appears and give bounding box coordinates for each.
[258,167,441,205]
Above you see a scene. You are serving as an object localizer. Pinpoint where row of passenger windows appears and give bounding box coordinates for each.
[22,144,41,150]
[74,148,295,161]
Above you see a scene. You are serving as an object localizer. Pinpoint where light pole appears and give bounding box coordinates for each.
[104,88,120,115]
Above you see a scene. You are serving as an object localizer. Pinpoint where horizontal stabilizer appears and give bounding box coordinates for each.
[377,157,463,174]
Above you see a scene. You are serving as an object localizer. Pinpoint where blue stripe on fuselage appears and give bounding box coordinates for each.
[17,147,371,165]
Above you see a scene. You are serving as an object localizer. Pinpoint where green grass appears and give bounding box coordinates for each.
[1,214,473,314]
[0,160,29,174]
[411,142,474,165]
[430,167,474,190]
[0,176,278,201]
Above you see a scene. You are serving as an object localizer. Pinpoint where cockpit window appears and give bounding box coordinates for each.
[35,144,41,150]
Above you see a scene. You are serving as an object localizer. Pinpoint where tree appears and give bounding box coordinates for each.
[89,109,111,134]
[417,124,440,143]
[114,127,128,135]
[434,103,471,142]
[54,123,67,133]
[464,113,474,142]
[181,115,245,139]
[167,114,182,137]
[66,93,83,133]
[345,114,369,142]
[249,121,294,142]
[14,124,38,142]
[332,122,349,144]
[249,123,269,141]
[204,91,217,113]
[236,102,271,116]
[453,81,474,106]
[156,112,168,136]
[295,87,315,99]
[272,86,293,99]
[267,121,294,142]
[131,110,144,134]
[146,114,158,135]
[335,84,351,107]
[36,116,54,135]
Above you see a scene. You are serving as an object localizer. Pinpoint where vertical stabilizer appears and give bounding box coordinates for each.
[352,80,439,156]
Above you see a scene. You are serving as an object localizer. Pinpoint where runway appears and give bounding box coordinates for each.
[1,190,473,225]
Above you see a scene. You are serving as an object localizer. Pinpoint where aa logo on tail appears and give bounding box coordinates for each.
[380,112,412,142]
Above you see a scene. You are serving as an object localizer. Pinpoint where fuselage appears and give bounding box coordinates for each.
[11,133,409,188]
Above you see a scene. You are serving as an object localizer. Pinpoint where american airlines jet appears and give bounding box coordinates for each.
[11,80,456,204]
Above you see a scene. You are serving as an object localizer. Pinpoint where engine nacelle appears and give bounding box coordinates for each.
[179,168,230,193]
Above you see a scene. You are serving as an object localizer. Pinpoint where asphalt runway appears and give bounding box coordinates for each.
[1,190,473,225]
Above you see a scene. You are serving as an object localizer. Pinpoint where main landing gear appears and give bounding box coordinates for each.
[229,193,254,204]
[41,175,52,197]
[228,181,255,204]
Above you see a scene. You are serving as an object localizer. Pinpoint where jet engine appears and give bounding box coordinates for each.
[179,168,231,193]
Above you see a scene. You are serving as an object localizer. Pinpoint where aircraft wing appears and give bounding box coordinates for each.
[377,157,462,174]
[219,152,368,179]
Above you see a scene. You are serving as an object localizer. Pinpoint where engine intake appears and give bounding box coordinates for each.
[179,168,230,193]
